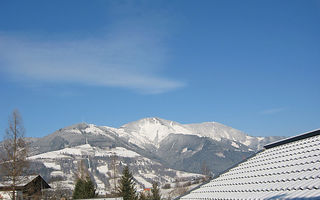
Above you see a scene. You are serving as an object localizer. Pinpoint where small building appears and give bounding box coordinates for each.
[180,129,320,199]
[0,175,50,200]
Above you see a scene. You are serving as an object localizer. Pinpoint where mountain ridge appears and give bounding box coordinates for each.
[107,117,272,150]
[19,117,285,197]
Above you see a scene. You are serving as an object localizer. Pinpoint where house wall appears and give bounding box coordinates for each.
[0,191,23,200]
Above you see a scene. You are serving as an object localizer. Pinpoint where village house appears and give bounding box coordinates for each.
[0,175,50,200]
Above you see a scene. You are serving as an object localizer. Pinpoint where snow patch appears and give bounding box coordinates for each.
[176,171,202,178]
[97,165,109,174]
[113,147,140,158]
[215,152,225,158]
[84,124,105,135]
[29,144,95,160]
[43,162,61,170]
[257,137,264,141]
[58,144,94,156]
[51,171,64,177]
[181,147,188,153]
[134,175,152,188]
[143,173,157,179]
[29,151,71,160]
[231,142,240,148]
[69,129,82,134]
[243,136,255,146]
[95,147,140,158]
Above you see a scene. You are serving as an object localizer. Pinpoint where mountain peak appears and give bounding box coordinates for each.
[137,117,171,124]
[61,122,89,131]
[121,117,176,129]
[119,117,191,143]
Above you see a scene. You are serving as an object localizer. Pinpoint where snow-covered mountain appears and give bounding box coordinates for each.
[108,117,278,150]
[18,117,284,197]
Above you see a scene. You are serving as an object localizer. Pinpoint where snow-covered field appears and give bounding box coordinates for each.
[28,143,203,197]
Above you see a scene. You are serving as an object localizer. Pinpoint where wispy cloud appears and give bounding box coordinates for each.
[260,107,286,115]
[0,18,184,94]
[0,33,184,94]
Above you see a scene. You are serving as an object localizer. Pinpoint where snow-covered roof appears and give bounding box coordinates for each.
[180,129,320,199]
[0,175,49,188]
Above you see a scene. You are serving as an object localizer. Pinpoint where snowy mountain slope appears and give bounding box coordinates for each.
[157,134,254,174]
[26,118,284,172]
[28,143,203,197]
[116,117,281,150]
[121,118,195,139]
[29,117,280,156]
[185,122,260,149]
[19,117,285,197]
[29,123,149,157]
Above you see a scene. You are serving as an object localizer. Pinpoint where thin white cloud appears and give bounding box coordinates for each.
[260,107,286,115]
[0,31,184,94]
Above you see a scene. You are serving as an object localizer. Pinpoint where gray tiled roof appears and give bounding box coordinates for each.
[0,175,39,187]
[180,129,320,199]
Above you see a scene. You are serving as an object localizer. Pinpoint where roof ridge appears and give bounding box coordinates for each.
[264,129,320,149]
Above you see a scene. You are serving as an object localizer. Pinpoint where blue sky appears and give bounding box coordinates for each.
[0,0,319,138]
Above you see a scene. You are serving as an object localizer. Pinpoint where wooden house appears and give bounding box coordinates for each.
[0,175,50,200]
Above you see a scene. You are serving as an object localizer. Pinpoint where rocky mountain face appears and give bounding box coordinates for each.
[22,118,284,196]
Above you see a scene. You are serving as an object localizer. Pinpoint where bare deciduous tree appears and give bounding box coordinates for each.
[77,159,89,180]
[201,161,211,182]
[110,152,118,195]
[1,110,29,200]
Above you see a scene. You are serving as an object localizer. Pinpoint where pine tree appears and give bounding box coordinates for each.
[73,178,97,199]
[73,159,97,199]
[151,182,161,200]
[85,178,97,198]
[118,166,137,200]
[73,178,85,199]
